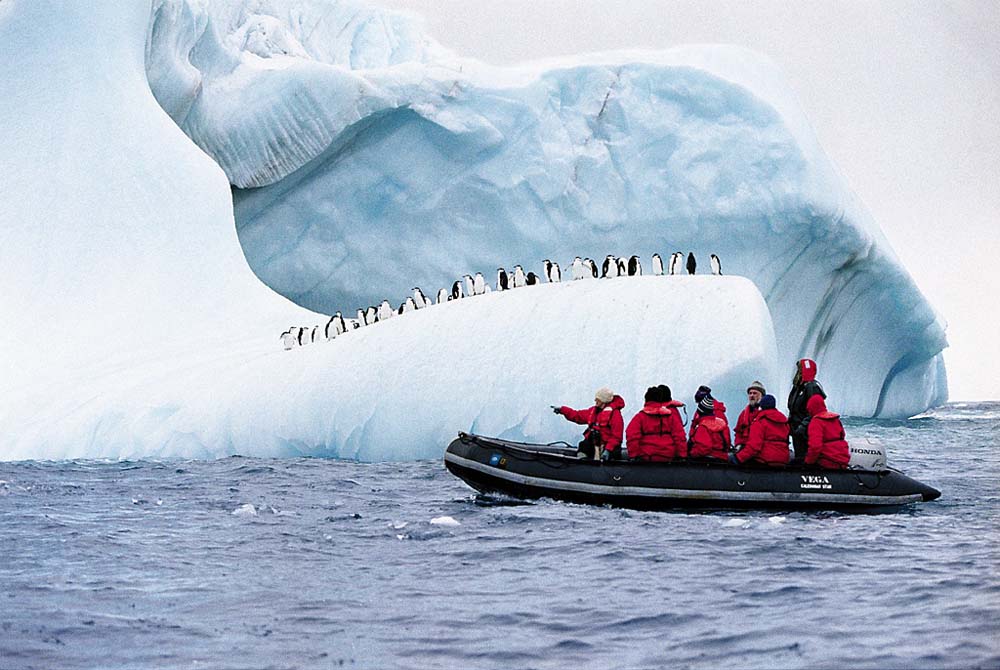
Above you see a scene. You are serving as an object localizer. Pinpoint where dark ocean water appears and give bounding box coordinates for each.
[1,403,998,670]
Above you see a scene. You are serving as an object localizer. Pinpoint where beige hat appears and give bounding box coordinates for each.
[747,380,766,394]
[595,387,614,404]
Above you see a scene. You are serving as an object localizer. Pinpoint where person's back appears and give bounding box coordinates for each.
[805,395,850,469]
[626,386,686,461]
[734,395,790,466]
[787,358,826,460]
[688,396,731,460]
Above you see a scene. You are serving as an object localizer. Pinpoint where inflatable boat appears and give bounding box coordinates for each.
[444,433,941,511]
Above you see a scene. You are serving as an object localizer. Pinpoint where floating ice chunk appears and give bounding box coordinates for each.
[232,503,258,517]
[723,518,749,528]
[430,516,460,527]
[768,516,787,525]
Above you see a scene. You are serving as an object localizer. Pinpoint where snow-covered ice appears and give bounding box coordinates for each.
[0,0,947,461]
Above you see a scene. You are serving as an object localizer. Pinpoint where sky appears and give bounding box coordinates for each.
[374,0,1000,401]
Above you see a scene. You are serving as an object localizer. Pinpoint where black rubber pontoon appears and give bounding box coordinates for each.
[445,432,941,511]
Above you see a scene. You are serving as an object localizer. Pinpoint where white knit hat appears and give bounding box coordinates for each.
[595,387,614,403]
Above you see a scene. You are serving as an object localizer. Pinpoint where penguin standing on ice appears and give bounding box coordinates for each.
[296,326,308,346]
[281,329,296,350]
[710,254,722,276]
[473,272,486,295]
[333,312,346,337]
[526,271,539,285]
[548,261,561,283]
[378,300,394,321]
[365,305,378,324]
[324,317,336,340]
[451,280,465,300]
[311,326,320,343]
[617,257,627,276]
[686,252,697,275]
[461,274,474,297]
[399,296,417,313]
[651,253,664,276]
[571,257,585,280]
[512,265,527,287]
[436,287,449,304]
[542,260,552,281]
[497,267,509,291]
[668,252,683,275]
[584,258,598,278]
[627,255,642,276]
[412,287,430,308]
[602,255,618,278]
[357,308,367,326]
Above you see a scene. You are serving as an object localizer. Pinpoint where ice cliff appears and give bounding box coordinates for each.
[0,0,946,460]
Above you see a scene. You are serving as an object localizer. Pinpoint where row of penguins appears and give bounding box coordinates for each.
[281,252,722,349]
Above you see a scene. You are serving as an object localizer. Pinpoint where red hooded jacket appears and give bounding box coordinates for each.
[805,395,850,469]
[734,405,761,446]
[625,401,687,461]
[560,395,625,452]
[690,400,728,437]
[688,414,731,460]
[736,408,790,466]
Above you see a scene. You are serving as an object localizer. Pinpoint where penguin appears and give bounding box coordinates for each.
[512,265,527,287]
[378,300,394,321]
[651,253,664,276]
[324,317,336,340]
[686,252,696,275]
[668,252,683,276]
[549,261,561,283]
[602,255,618,278]
[412,287,430,309]
[357,308,367,326]
[280,329,295,350]
[334,311,346,336]
[571,257,585,281]
[497,267,509,291]
[526,271,539,285]
[451,280,465,300]
[296,326,307,346]
[617,258,627,276]
[350,319,361,330]
[627,255,641,276]
[463,274,475,297]
[365,305,378,324]
[401,297,417,313]
[311,326,319,343]
[710,254,722,276]
[584,258,598,278]
[473,272,486,295]
[436,287,449,304]
[542,260,552,282]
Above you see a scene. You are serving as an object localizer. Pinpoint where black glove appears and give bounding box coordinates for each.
[551,405,562,415]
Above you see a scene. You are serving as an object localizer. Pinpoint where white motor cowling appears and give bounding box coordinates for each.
[849,438,888,470]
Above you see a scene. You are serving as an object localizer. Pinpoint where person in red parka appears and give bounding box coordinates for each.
[554,386,625,460]
[690,385,728,436]
[625,386,687,461]
[804,394,850,469]
[732,394,790,466]
[734,380,766,448]
[687,396,731,461]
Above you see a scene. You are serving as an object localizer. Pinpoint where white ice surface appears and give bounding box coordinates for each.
[1,276,778,461]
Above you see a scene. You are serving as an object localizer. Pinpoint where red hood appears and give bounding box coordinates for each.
[606,395,626,411]
[798,358,818,382]
[641,401,674,416]
[806,393,836,417]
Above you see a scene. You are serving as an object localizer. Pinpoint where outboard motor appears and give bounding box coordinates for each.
[849,438,887,470]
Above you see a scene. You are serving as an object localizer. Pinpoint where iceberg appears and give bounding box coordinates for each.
[0,0,946,461]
